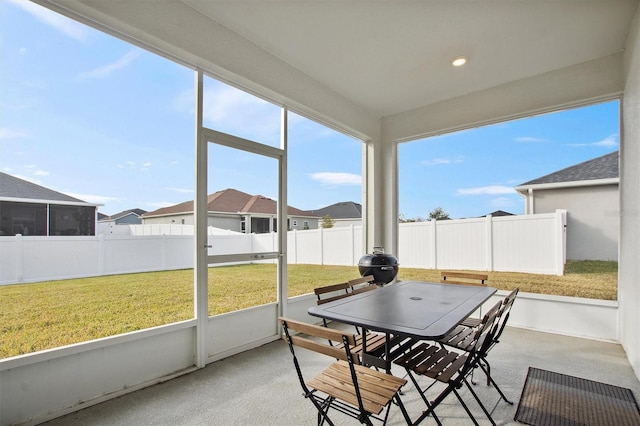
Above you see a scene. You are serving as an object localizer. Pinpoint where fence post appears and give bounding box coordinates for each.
[98,234,105,276]
[350,224,356,266]
[555,209,567,276]
[291,229,297,264]
[485,215,493,272]
[162,234,168,269]
[16,234,24,283]
[431,220,438,269]
[319,227,324,265]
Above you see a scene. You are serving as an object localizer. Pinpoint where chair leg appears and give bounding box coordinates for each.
[404,371,443,425]
[312,395,335,426]
[463,378,497,426]
[478,361,514,405]
[390,393,413,426]
[452,387,481,426]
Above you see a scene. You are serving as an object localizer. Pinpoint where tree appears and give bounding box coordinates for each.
[428,207,450,221]
[321,214,335,228]
[399,214,426,223]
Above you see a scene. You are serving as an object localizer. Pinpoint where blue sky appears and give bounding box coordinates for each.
[1,1,619,219]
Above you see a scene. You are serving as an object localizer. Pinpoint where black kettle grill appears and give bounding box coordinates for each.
[358,247,399,285]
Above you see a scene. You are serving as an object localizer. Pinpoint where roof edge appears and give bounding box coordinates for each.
[515,177,619,192]
[0,197,101,207]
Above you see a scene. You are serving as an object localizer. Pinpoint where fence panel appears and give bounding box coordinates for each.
[0,237,20,282]
[293,229,322,264]
[0,213,566,285]
[435,218,488,270]
[492,212,562,274]
[397,222,434,268]
[102,235,169,274]
[322,227,355,266]
[18,236,100,282]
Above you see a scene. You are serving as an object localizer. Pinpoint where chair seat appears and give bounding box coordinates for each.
[350,331,388,353]
[460,317,482,327]
[438,324,477,351]
[394,342,468,383]
[308,360,407,415]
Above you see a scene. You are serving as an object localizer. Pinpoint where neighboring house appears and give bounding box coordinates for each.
[485,210,514,217]
[142,188,319,233]
[98,208,147,225]
[515,151,619,261]
[307,201,362,227]
[0,172,99,236]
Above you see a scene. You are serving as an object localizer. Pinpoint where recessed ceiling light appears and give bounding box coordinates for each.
[451,56,468,67]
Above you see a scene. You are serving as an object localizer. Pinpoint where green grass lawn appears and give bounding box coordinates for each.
[0,261,617,358]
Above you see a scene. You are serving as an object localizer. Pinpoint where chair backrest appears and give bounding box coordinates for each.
[279,317,360,399]
[440,271,488,286]
[349,275,377,295]
[468,300,502,360]
[314,281,352,305]
[491,287,520,343]
[454,300,502,378]
[280,317,357,362]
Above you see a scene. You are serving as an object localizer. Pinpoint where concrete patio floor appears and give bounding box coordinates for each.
[43,326,640,426]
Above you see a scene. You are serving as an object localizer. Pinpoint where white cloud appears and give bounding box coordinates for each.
[173,84,281,142]
[13,1,90,42]
[64,192,120,205]
[117,161,149,171]
[164,187,193,194]
[515,136,548,143]
[456,185,516,196]
[420,156,464,166]
[567,133,618,148]
[310,172,361,185]
[0,127,28,139]
[79,50,140,79]
[33,170,49,176]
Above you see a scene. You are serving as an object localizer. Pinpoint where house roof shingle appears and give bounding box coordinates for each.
[518,151,619,187]
[0,171,90,204]
[143,188,315,217]
[307,201,362,219]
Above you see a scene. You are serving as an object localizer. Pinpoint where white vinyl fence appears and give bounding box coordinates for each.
[0,211,566,285]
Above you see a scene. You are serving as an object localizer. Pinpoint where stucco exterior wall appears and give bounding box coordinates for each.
[209,215,241,232]
[530,184,619,260]
[143,214,194,226]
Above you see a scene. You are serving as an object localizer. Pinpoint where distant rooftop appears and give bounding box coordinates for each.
[518,151,619,187]
[306,201,362,219]
[0,172,91,204]
[101,208,147,221]
[144,188,315,217]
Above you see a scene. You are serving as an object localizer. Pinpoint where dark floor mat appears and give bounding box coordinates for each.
[515,367,640,426]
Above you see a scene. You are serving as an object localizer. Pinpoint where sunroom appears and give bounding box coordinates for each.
[1,1,639,425]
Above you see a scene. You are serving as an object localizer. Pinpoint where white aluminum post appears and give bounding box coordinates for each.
[194,70,208,368]
[277,107,288,318]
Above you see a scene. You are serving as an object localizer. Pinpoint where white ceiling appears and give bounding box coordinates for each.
[42,1,638,120]
[182,0,638,117]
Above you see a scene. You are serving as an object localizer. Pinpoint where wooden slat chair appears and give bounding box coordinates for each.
[349,275,377,295]
[440,271,489,327]
[279,317,412,426]
[437,288,520,405]
[440,271,488,286]
[313,281,387,357]
[393,300,502,426]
